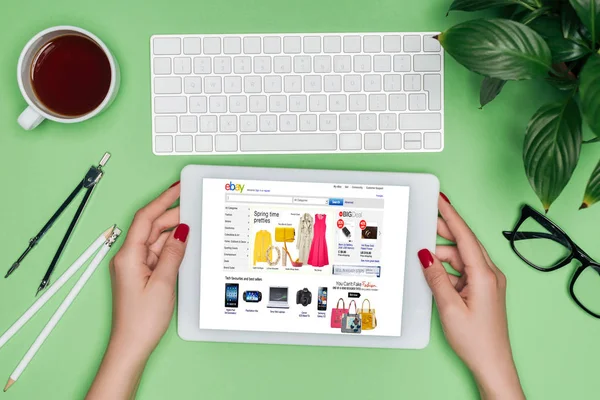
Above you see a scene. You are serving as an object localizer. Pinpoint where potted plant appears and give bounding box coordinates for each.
[437,0,600,212]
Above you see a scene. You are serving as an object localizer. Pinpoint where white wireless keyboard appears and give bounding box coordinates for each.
[150,33,444,155]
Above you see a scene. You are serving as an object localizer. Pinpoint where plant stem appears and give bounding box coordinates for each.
[517,1,537,12]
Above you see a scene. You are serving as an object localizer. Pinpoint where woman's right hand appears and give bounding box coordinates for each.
[419,194,525,400]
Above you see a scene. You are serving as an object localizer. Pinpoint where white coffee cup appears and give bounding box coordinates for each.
[17,26,120,130]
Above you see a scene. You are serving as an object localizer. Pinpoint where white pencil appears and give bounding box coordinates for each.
[0,225,115,351]
[3,227,121,392]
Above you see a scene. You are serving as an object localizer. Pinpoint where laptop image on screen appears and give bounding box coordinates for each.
[267,287,289,309]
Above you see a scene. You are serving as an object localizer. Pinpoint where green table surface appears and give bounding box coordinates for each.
[1,0,599,398]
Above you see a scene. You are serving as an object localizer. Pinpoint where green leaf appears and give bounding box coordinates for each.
[480,77,507,108]
[438,19,552,80]
[584,136,600,143]
[579,55,600,137]
[524,98,582,212]
[569,0,600,43]
[529,16,591,62]
[562,3,582,39]
[545,75,579,90]
[449,0,539,12]
[581,160,600,209]
[520,6,553,25]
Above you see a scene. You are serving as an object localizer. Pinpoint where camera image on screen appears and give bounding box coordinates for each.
[296,288,312,307]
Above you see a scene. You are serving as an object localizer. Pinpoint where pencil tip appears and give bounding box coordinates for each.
[4,378,15,391]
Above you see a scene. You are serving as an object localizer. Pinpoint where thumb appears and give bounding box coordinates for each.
[152,224,189,287]
[418,249,461,310]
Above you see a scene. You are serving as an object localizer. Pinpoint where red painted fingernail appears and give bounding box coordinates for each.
[418,249,434,269]
[174,224,189,242]
[169,180,180,189]
[440,192,451,204]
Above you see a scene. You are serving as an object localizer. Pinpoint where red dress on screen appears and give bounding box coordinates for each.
[308,214,329,267]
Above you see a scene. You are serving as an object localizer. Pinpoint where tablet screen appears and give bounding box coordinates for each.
[199,178,410,337]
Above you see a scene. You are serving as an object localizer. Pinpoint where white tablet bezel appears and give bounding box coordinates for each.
[178,165,438,349]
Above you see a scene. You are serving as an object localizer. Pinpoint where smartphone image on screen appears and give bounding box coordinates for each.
[225,283,239,308]
[318,287,327,311]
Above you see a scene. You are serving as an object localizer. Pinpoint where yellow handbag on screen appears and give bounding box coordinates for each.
[359,299,377,330]
[275,227,295,242]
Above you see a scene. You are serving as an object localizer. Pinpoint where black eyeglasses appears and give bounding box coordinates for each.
[503,205,600,319]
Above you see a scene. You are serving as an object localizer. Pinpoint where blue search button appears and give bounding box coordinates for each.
[328,198,344,206]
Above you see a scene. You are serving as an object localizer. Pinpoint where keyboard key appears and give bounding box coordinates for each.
[340,133,362,150]
[383,35,402,52]
[240,115,258,132]
[424,74,442,111]
[379,113,397,130]
[423,35,441,52]
[279,115,297,131]
[393,55,411,72]
[364,133,382,150]
[323,36,341,53]
[373,55,391,72]
[220,115,237,132]
[284,75,302,93]
[409,94,427,111]
[363,35,381,53]
[304,75,322,92]
[293,56,311,73]
[245,76,262,93]
[224,76,242,93]
[339,114,357,131]
[254,56,272,73]
[384,133,402,150]
[155,97,187,113]
[215,134,238,152]
[404,132,422,150]
[304,36,321,53]
[155,116,177,133]
[155,77,182,94]
[153,58,171,75]
[314,55,332,73]
[263,37,282,54]
[329,94,347,112]
[300,114,317,131]
[389,94,407,111]
[240,133,337,151]
[183,38,201,55]
[200,115,217,132]
[214,56,232,74]
[264,76,282,93]
[404,74,421,91]
[309,95,327,112]
[153,37,181,55]
[204,76,222,93]
[194,57,211,74]
[223,37,242,54]
[244,37,261,54]
[274,56,292,73]
[364,75,381,92]
[324,75,342,92]
[155,135,173,152]
[343,35,361,53]
[180,116,198,133]
[290,95,308,112]
[259,114,277,131]
[203,37,221,54]
[383,75,402,92]
[349,94,367,111]
[353,55,371,72]
[344,75,361,92]
[424,132,442,149]
[359,113,377,131]
[414,55,441,72]
[173,57,192,74]
[403,35,421,52]
[269,95,287,112]
[283,36,301,53]
[369,94,386,111]
[189,96,207,113]
[249,95,267,112]
[319,114,337,131]
[195,135,213,152]
[333,55,351,73]
[209,96,227,113]
[229,95,247,112]
[399,113,441,130]
[184,77,202,94]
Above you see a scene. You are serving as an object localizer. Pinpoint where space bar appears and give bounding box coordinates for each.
[240,134,338,152]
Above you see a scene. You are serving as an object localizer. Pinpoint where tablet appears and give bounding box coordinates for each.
[178,166,438,349]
